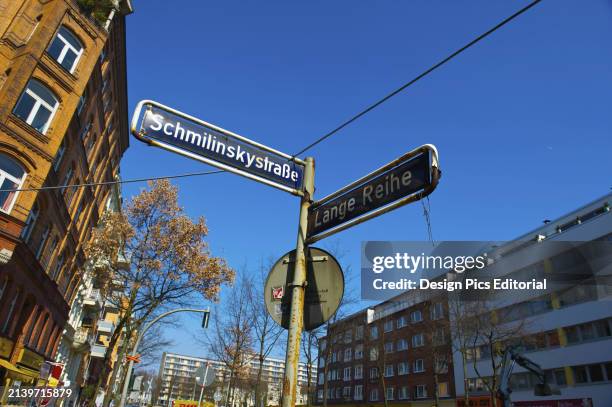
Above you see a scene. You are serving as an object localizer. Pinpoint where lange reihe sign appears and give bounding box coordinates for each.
[307,145,439,241]
[130,100,305,195]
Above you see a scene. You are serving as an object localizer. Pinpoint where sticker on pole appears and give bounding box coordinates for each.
[264,247,344,331]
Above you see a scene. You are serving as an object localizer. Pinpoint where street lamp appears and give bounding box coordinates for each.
[118,308,211,407]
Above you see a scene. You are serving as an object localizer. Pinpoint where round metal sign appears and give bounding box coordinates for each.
[194,365,215,387]
[264,247,344,331]
[213,390,222,402]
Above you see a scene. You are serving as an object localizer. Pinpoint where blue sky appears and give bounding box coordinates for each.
[121,0,612,361]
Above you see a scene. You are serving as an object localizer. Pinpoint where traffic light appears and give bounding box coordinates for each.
[201,310,210,329]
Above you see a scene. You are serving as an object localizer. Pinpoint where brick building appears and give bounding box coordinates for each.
[316,295,455,406]
[0,0,131,397]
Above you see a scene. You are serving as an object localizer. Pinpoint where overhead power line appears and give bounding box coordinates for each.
[1,170,225,193]
[3,0,542,194]
[292,0,543,157]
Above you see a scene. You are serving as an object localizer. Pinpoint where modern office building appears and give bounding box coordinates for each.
[158,352,317,406]
[453,193,612,406]
[0,0,132,402]
[316,193,611,407]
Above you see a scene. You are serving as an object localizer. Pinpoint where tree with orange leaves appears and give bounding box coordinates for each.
[83,179,234,406]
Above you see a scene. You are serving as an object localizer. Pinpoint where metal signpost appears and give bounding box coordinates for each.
[195,363,215,406]
[130,100,441,407]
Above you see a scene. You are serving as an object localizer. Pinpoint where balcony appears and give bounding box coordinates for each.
[83,288,102,307]
[90,344,107,358]
[73,327,92,350]
[97,320,114,333]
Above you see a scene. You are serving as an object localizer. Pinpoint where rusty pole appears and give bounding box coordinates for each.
[282,157,315,407]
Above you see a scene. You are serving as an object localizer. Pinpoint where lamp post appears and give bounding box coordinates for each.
[118,308,210,407]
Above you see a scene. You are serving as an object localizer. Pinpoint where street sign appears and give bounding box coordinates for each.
[130,100,306,195]
[194,365,215,387]
[307,144,440,242]
[264,247,344,331]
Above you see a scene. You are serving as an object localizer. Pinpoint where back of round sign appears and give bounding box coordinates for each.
[264,247,344,331]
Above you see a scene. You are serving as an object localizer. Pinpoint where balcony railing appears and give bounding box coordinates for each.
[83,288,101,307]
[73,327,92,347]
[90,344,107,358]
[97,320,115,333]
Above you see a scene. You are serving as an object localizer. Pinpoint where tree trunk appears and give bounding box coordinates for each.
[462,351,470,406]
[433,373,440,407]
[102,329,129,407]
[254,353,264,406]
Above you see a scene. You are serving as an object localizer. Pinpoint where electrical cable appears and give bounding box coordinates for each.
[1,0,542,194]
[0,170,225,193]
[292,0,543,157]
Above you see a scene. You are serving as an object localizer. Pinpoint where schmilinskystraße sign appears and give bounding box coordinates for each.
[132,101,305,194]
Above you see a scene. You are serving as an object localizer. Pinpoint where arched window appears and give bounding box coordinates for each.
[0,154,26,214]
[47,26,83,73]
[13,79,59,134]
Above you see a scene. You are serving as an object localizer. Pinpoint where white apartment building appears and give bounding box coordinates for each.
[158,352,316,406]
[452,193,612,406]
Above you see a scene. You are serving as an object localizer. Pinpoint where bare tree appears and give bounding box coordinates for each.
[84,180,234,406]
[204,273,254,406]
[309,241,359,407]
[447,292,481,406]
[467,291,530,407]
[248,260,284,407]
[421,297,453,407]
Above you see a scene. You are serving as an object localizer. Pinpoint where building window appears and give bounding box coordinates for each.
[369,367,378,379]
[53,139,66,171]
[355,325,364,340]
[354,365,363,379]
[397,338,409,350]
[0,154,26,214]
[77,91,87,115]
[384,364,394,377]
[438,382,449,397]
[344,348,352,361]
[413,359,425,373]
[13,79,59,134]
[79,120,92,141]
[386,386,394,400]
[384,341,394,353]
[435,357,448,374]
[415,384,427,399]
[355,344,363,359]
[399,386,410,400]
[343,367,351,381]
[35,225,50,259]
[384,319,393,332]
[51,250,65,280]
[431,303,444,320]
[397,316,407,328]
[342,386,351,398]
[47,26,83,73]
[412,333,425,347]
[354,385,363,400]
[398,362,409,375]
[411,310,423,323]
[369,388,378,401]
[370,325,378,339]
[369,347,378,361]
